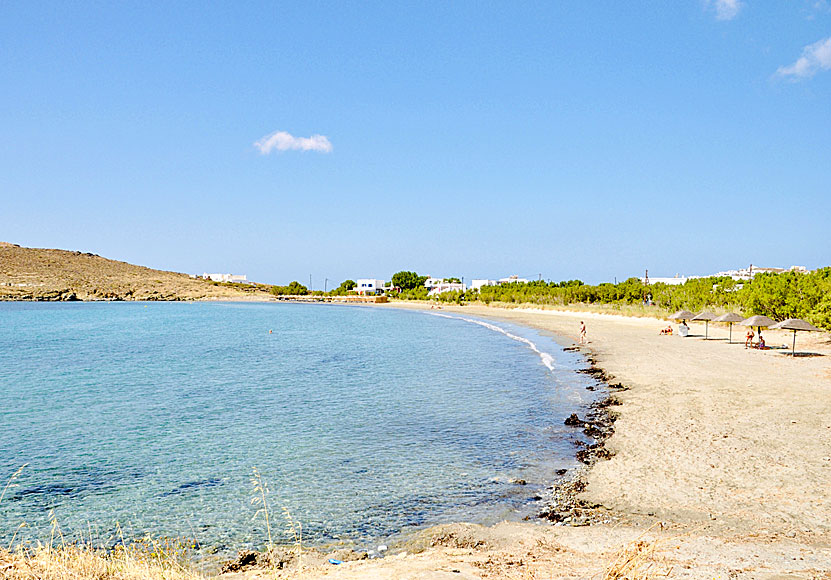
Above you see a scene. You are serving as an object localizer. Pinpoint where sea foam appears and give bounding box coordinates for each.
[428,312,558,372]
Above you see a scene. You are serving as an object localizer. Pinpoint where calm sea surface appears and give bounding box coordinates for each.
[0,302,598,552]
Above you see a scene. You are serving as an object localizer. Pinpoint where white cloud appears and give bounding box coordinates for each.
[712,0,742,20]
[254,131,333,154]
[776,37,831,79]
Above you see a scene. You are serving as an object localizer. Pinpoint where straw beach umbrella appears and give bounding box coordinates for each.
[713,312,744,343]
[692,311,717,339]
[669,310,695,337]
[669,310,695,321]
[740,315,776,345]
[741,315,776,329]
[770,318,822,356]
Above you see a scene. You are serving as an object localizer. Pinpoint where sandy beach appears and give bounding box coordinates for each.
[222,303,831,579]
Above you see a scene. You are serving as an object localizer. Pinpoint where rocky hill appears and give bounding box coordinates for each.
[0,242,272,301]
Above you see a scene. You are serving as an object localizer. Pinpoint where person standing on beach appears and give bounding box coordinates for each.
[579,321,587,344]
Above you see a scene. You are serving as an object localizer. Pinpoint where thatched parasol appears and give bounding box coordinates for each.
[770,318,823,356]
[713,312,744,343]
[692,311,717,339]
[740,315,777,346]
[669,310,695,321]
[740,315,776,328]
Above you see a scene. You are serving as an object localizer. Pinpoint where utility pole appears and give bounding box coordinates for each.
[309,274,312,291]
[324,278,329,293]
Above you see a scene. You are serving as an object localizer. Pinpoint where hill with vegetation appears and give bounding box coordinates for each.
[0,242,271,302]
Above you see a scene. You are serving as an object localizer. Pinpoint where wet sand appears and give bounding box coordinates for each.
[227,303,831,579]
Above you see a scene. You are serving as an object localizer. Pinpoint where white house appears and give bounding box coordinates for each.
[497,275,529,284]
[713,265,807,281]
[641,264,810,285]
[640,275,688,286]
[470,276,528,291]
[427,282,467,296]
[471,279,496,291]
[204,273,248,283]
[356,279,385,295]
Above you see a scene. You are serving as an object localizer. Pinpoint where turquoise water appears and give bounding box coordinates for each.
[0,302,598,552]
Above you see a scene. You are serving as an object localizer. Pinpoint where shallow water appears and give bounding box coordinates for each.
[0,302,598,552]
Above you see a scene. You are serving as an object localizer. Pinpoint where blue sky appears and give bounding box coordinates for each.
[1,1,829,286]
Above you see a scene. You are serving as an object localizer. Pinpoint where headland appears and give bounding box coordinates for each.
[0,243,272,302]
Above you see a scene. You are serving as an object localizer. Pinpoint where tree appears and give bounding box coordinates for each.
[287,281,308,295]
[330,279,356,295]
[391,271,427,290]
[271,281,309,296]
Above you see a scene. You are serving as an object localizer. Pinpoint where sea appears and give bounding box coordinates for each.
[0,301,600,553]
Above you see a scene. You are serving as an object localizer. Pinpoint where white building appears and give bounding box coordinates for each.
[714,265,807,281]
[497,275,529,284]
[470,276,529,291]
[356,279,385,295]
[203,273,248,283]
[641,275,688,286]
[427,282,467,296]
[471,279,496,291]
[640,264,809,285]
[424,277,466,292]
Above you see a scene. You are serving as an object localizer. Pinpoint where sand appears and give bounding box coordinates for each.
[227,303,831,580]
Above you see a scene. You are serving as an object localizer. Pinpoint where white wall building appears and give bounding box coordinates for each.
[714,265,807,281]
[640,275,688,286]
[203,273,248,283]
[641,264,809,285]
[471,279,496,291]
[427,282,467,296]
[356,279,385,295]
[497,275,529,284]
[470,276,529,291]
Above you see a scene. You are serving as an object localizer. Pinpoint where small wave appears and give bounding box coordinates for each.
[428,312,557,372]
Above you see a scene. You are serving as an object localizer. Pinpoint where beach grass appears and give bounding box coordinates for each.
[0,465,309,580]
[601,524,673,580]
[0,541,204,580]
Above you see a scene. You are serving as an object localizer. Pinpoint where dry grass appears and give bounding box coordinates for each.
[601,525,673,580]
[483,301,672,320]
[0,542,203,580]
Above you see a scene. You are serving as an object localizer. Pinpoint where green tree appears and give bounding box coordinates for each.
[330,279,357,295]
[271,281,309,296]
[287,281,308,295]
[391,271,427,290]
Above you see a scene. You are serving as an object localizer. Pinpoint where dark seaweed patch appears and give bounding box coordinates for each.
[161,478,223,497]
